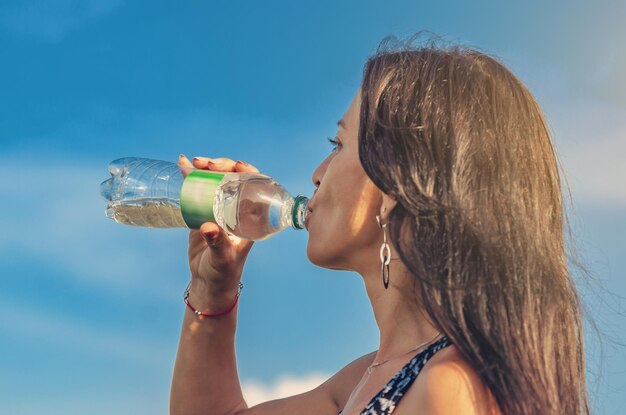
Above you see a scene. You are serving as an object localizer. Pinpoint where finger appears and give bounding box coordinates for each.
[178,154,194,178]
[193,157,237,172]
[199,221,254,253]
[234,160,260,173]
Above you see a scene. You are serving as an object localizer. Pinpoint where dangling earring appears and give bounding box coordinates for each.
[376,208,391,289]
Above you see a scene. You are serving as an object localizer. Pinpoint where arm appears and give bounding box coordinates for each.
[171,289,375,415]
[170,279,246,415]
[238,351,376,415]
[170,154,374,415]
[170,154,257,415]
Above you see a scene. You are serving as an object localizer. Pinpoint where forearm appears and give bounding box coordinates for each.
[170,281,247,415]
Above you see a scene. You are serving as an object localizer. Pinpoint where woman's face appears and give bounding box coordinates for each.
[307,90,387,272]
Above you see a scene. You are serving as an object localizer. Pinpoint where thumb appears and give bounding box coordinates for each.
[199,222,229,247]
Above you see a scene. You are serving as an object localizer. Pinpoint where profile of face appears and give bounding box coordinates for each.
[307,90,395,273]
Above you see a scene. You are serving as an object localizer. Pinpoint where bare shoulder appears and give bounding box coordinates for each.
[394,345,502,415]
[324,350,377,409]
[237,351,377,415]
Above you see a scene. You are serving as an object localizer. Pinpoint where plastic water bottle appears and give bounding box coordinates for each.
[99,157,310,241]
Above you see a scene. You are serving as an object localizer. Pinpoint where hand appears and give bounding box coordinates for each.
[178,154,261,308]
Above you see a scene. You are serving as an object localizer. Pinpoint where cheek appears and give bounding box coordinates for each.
[341,177,380,233]
[306,178,381,266]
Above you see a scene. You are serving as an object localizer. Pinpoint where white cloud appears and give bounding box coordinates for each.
[503,50,626,210]
[0,88,621,312]
[0,296,169,367]
[0,103,318,299]
[0,0,124,43]
[242,372,331,407]
[0,357,330,414]
[0,154,186,300]
[549,102,626,209]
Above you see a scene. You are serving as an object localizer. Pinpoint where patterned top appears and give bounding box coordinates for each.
[338,336,452,415]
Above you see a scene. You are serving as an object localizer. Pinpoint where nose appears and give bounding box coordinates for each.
[311,153,331,190]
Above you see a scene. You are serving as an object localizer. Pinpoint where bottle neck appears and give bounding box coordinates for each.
[291,195,310,230]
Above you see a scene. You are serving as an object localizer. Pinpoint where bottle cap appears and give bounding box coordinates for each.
[292,195,310,230]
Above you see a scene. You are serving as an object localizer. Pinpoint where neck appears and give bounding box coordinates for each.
[359,259,440,363]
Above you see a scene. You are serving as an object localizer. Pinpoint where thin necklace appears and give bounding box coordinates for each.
[367,331,442,374]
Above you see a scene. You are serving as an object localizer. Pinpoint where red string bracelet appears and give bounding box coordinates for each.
[183,281,243,318]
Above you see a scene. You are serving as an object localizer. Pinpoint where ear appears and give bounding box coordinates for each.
[380,193,397,222]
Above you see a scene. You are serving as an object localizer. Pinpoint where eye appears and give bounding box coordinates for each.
[327,136,342,152]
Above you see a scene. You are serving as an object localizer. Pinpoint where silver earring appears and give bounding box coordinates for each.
[376,208,391,289]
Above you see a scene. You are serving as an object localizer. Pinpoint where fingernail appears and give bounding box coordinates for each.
[236,160,248,166]
[179,154,185,159]
[204,230,218,242]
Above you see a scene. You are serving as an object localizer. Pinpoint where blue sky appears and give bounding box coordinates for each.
[1,1,625,414]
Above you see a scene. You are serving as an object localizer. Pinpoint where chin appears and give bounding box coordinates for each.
[306,239,324,266]
[306,239,351,270]
[306,237,332,266]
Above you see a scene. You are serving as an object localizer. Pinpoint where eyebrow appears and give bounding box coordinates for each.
[337,119,346,129]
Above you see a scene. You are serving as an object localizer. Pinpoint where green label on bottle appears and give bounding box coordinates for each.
[180,170,227,229]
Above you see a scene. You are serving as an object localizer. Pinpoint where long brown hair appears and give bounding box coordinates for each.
[358,36,589,414]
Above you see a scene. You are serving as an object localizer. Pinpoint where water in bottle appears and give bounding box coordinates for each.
[99,157,310,241]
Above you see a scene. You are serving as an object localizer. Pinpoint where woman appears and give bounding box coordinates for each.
[170,40,589,414]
